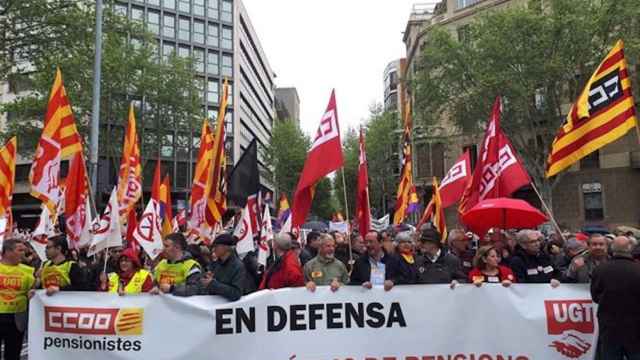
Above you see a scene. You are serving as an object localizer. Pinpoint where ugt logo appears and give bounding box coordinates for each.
[544,300,594,359]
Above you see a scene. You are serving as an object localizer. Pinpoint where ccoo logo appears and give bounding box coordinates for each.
[45,306,144,336]
[544,300,594,359]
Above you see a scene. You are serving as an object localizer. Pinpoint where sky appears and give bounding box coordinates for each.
[242,0,422,137]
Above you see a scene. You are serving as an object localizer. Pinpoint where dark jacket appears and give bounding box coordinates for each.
[509,246,560,283]
[299,245,317,266]
[393,253,419,285]
[241,250,260,293]
[414,250,467,284]
[349,251,399,285]
[335,244,357,270]
[259,250,304,289]
[174,254,246,301]
[591,254,640,352]
[448,247,475,276]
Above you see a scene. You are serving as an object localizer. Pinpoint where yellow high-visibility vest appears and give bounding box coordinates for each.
[108,269,151,294]
[41,260,75,289]
[0,263,35,313]
[153,259,200,286]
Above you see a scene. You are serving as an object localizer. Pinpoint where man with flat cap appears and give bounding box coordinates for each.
[173,233,247,301]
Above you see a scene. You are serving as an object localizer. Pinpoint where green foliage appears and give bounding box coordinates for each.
[310,177,337,221]
[265,120,311,200]
[333,127,358,217]
[412,0,640,200]
[0,1,201,155]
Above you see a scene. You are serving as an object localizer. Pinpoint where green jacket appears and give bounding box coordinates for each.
[303,255,349,286]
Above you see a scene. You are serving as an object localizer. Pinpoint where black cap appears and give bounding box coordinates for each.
[213,233,235,246]
[419,227,441,244]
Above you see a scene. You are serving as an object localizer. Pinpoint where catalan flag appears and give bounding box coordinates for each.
[417,177,447,242]
[30,68,82,215]
[205,79,229,227]
[117,104,143,220]
[0,137,17,219]
[393,100,416,225]
[188,119,215,236]
[546,40,639,177]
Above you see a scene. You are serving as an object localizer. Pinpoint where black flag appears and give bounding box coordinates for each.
[227,139,259,207]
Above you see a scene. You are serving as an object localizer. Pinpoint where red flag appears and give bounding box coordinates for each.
[459,97,531,214]
[125,208,140,258]
[292,90,344,227]
[356,127,371,235]
[440,150,471,209]
[64,152,89,248]
[151,159,161,202]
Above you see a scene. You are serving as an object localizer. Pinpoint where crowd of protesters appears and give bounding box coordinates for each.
[0,221,639,359]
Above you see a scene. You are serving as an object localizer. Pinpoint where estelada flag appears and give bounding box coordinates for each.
[356,127,371,235]
[546,40,639,177]
[188,119,214,235]
[117,104,143,220]
[0,137,17,219]
[459,97,531,214]
[291,90,344,228]
[440,150,471,209]
[30,68,83,216]
[206,79,230,227]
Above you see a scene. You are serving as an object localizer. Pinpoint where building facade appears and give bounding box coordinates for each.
[402,0,640,230]
[383,59,402,114]
[274,87,300,125]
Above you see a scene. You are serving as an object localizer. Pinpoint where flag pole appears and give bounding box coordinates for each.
[340,167,353,269]
[530,180,565,241]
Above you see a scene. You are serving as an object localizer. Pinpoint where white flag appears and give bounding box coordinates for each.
[31,205,55,261]
[233,203,254,255]
[258,205,273,266]
[133,199,163,260]
[329,221,349,234]
[371,214,390,232]
[88,188,122,257]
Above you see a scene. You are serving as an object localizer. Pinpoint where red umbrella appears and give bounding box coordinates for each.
[461,198,547,237]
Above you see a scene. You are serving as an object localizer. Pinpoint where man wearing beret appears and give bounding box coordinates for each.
[415,227,467,287]
[173,233,247,301]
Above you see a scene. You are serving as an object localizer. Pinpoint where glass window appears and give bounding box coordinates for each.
[163,42,175,62]
[193,20,205,43]
[221,0,232,22]
[179,18,190,41]
[195,77,205,101]
[208,79,219,104]
[131,6,144,22]
[207,0,218,19]
[130,37,142,50]
[178,45,190,58]
[457,0,479,9]
[163,14,175,38]
[147,10,160,35]
[207,23,219,47]
[584,190,604,221]
[162,134,174,157]
[164,0,175,9]
[207,51,219,75]
[147,0,160,5]
[193,0,205,16]
[221,53,232,77]
[221,26,232,50]
[114,3,128,16]
[179,0,190,13]
[191,48,204,72]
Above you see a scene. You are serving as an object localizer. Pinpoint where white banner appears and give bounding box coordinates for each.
[29,285,597,360]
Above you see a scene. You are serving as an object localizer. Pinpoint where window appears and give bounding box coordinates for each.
[207,0,218,19]
[130,37,143,51]
[221,26,232,50]
[178,0,190,13]
[163,14,175,38]
[147,0,160,5]
[207,23,219,46]
[221,0,232,22]
[178,45,190,58]
[221,53,232,77]
[208,79,219,104]
[193,0,205,16]
[193,48,205,72]
[179,18,190,41]
[457,0,479,9]
[580,150,600,169]
[114,3,128,16]
[195,77,205,101]
[193,20,205,43]
[162,134,174,157]
[147,10,160,34]
[131,6,144,22]
[163,42,175,62]
[583,183,604,221]
[164,0,175,9]
[207,51,219,75]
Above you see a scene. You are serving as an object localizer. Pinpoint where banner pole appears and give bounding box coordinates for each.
[340,167,353,270]
[530,181,565,241]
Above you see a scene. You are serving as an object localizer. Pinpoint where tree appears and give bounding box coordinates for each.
[333,127,358,218]
[412,0,640,205]
[311,177,337,221]
[265,120,311,200]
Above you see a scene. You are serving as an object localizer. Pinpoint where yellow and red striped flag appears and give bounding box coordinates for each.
[205,79,230,227]
[188,119,214,237]
[393,100,416,225]
[29,68,83,215]
[117,104,143,220]
[546,40,639,177]
[0,137,17,219]
[417,177,447,242]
